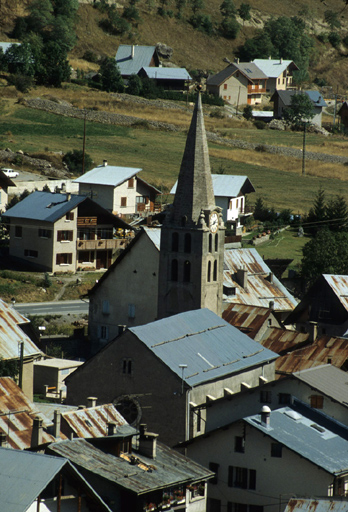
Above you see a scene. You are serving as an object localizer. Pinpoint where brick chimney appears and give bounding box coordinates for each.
[31,417,43,448]
[138,424,158,459]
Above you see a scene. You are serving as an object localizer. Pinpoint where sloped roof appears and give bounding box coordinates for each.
[235,61,268,79]
[292,364,348,405]
[323,274,348,311]
[143,226,161,250]
[171,174,255,198]
[222,303,275,339]
[74,164,142,186]
[0,377,56,450]
[206,62,267,87]
[252,58,298,77]
[223,248,298,311]
[116,45,157,76]
[273,90,327,108]
[129,308,278,387]
[259,326,310,354]
[62,404,134,439]
[48,437,214,495]
[140,66,191,80]
[284,498,348,512]
[245,406,348,475]
[34,358,83,370]
[0,299,41,360]
[2,191,86,223]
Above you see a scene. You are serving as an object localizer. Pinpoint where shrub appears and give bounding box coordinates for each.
[7,74,34,93]
[328,31,341,48]
[254,120,267,130]
[83,50,99,63]
[243,105,253,121]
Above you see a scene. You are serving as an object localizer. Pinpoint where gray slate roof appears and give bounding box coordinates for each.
[171,174,255,198]
[246,406,348,475]
[293,364,348,405]
[274,90,327,108]
[48,438,213,495]
[141,66,191,80]
[207,62,268,87]
[74,164,142,186]
[116,45,157,76]
[2,191,86,223]
[129,308,278,387]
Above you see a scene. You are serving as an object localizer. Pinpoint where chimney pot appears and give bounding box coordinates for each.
[269,300,274,310]
[261,405,271,428]
[31,417,43,448]
[87,397,98,408]
[103,160,108,167]
[107,422,117,436]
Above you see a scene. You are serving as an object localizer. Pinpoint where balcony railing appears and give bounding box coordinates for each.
[247,85,267,94]
[77,239,125,250]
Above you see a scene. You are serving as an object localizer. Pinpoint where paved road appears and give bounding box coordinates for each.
[14,299,89,317]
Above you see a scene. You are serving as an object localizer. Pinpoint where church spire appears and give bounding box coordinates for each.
[171,91,216,226]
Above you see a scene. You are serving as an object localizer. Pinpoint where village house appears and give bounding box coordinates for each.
[74,162,161,217]
[115,44,160,80]
[34,358,84,401]
[252,58,298,95]
[182,403,348,512]
[138,66,192,90]
[170,174,255,231]
[271,89,327,127]
[0,447,112,512]
[2,191,132,273]
[222,303,282,341]
[47,423,213,512]
[65,308,278,448]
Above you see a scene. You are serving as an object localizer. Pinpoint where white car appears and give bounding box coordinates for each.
[1,168,19,178]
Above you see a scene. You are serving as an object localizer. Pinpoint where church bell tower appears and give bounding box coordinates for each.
[157,91,225,319]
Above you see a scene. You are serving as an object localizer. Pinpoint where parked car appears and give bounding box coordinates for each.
[1,168,19,178]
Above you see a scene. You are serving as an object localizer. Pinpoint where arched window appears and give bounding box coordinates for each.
[172,232,179,252]
[207,261,211,282]
[209,233,213,253]
[215,233,218,252]
[184,233,191,253]
[184,260,191,282]
[171,259,178,281]
[213,260,218,281]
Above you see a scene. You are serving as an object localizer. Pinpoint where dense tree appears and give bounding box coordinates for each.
[99,57,124,93]
[5,43,35,76]
[127,74,142,96]
[50,16,77,51]
[238,3,251,23]
[301,229,348,285]
[324,9,341,29]
[243,104,253,120]
[36,41,71,86]
[175,0,186,18]
[63,149,93,175]
[190,0,204,14]
[26,0,54,32]
[220,16,239,38]
[220,0,236,17]
[307,187,327,232]
[283,93,314,125]
[53,0,79,18]
[326,195,348,231]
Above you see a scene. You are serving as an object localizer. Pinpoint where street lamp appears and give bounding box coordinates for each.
[179,364,187,395]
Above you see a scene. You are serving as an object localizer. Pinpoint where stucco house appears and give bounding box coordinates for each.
[171,174,255,231]
[3,191,132,272]
[183,402,348,512]
[115,44,160,79]
[34,358,84,400]
[65,308,278,447]
[206,62,268,106]
[252,58,298,95]
[74,162,161,217]
[271,90,327,127]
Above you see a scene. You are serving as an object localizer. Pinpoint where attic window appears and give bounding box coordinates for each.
[223,286,236,296]
[311,423,325,433]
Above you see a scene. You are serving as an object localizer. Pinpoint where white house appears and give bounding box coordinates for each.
[74,163,161,217]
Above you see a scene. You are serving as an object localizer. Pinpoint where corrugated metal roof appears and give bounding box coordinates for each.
[143,226,161,250]
[260,327,309,354]
[275,90,327,108]
[74,164,142,186]
[284,498,348,512]
[171,174,255,198]
[275,335,348,375]
[2,191,86,223]
[129,308,278,387]
[0,299,41,360]
[48,438,213,495]
[116,45,157,76]
[252,58,297,77]
[34,358,84,370]
[222,303,273,338]
[245,406,348,475]
[62,404,131,438]
[293,364,348,405]
[141,66,191,80]
[223,248,298,311]
[0,447,67,512]
[323,275,348,312]
[0,377,56,450]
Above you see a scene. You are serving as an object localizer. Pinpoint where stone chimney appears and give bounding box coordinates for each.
[308,321,318,343]
[236,268,248,290]
[138,424,158,459]
[31,417,43,448]
[260,406,271,428]
[107,422,117,436]
[0,432,7,447]
[53,410,61,439]
[87,397,97,408]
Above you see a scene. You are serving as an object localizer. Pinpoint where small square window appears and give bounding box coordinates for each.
[121,197,127,207]
[260,390,272,404]
[234,436,245,453]
[271,443,282,458]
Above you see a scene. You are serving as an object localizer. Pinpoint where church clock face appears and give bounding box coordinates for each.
[209,212,219,233]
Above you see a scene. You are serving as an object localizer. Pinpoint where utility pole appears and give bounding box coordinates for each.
[82,111,87,174]
[302,122,306,176]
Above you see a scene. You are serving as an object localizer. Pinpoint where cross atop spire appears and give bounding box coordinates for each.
[170,92,216,226]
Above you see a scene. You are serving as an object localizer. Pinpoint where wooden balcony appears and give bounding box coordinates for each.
[77,239,125,251]
[247,85,267,94]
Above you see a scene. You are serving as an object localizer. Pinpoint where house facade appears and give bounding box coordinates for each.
[138,66,192,90]
[3,191,132,272]
[252,58,298,95]
[272,90,327,127]
[74,163,161,217]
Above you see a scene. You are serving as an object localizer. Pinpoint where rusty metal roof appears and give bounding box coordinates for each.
[284,498,348,512]
[259,327,310,355]
[223,249,297,311]
[275,335,348,376]
[323,275,348,312]
[0,377,56,450]
[222,303,274,339]
[48,438,214,495]
[0,299,42,360]
[62,404,129,438]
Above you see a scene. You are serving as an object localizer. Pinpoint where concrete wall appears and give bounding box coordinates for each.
[8,180,78,197]
[53,207,78,273]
